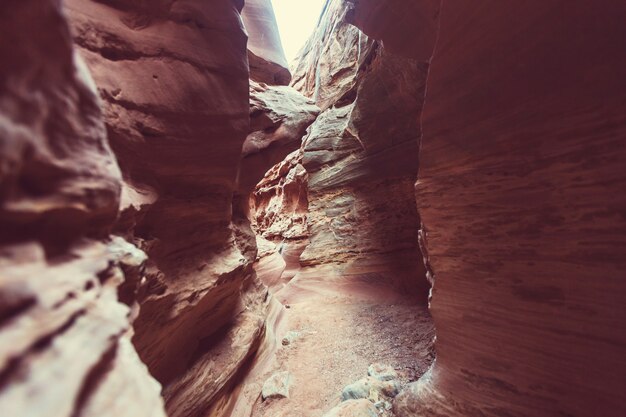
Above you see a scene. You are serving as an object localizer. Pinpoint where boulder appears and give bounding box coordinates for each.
[341,377,400,402]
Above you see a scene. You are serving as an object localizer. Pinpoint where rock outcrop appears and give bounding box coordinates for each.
[322,399,378,417]
[261,370,292,400]
[0,1,165,416]
[287,0,430,298]
[63,1,267,416]
[239,81,319,201]
[395,1,626,417]
[251,150,310,287]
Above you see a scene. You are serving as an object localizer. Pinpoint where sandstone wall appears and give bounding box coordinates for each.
[0,1,165,416]
[239,81,319,201]
[3,1,625,416]
[288,0,431,297]
[394,1,626,416]
[242,0,291,84]
[63,1,267,416]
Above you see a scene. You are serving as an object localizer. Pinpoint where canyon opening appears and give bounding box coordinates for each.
[0,1,625,417]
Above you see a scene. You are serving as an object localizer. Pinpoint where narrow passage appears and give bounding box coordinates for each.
[236,247,435,417]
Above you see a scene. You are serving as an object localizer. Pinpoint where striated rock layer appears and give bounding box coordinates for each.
[0,1,165,416]
[3,1,625,417]
[63,1,268,416]
[394,1,626,416]
[251,150,310,289]
[239,81,319,201]
[287,0,431,298]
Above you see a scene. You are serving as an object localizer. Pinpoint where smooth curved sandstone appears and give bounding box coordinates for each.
[399,1,626,416]
[242,0,291,84]
[346,0,440,60]
[3,1,625,416]
[64,1,266,416]
[0,1,120,247]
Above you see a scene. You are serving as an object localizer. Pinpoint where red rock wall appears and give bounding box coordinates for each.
[0,1,165,416]
[395,1,626,416]
[289,0,431,297]
[4,1,625,416]
[251,149,310,287]
[239,81,319,200]
[64,1,268,416]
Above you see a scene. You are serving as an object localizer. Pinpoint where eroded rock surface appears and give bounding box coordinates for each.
[289,0,430,298]
[64,1,267,416]
[251,150,310,285]
[323,399,378,417]
[261,371,293,400]
[4,1,625,417]
[398,1,626,417]
[0,2,165,416]
[239,82,319,199]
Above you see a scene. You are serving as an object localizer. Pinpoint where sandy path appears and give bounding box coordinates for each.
[245,258,435,417]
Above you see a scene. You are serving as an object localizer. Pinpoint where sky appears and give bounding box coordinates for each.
[271,0,327,64]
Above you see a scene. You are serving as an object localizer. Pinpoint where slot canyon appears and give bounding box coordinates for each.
[1,0,625,416]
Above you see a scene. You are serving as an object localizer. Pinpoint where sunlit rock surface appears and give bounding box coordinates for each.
[288,0,430,298]
[242,0,291,84]
[239,81,319,199]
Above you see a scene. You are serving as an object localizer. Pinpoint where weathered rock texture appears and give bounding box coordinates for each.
[63,1,268,416]
[241,23,319,289]
[0,1,165,416]
[4,1,626,417]
[395,1,626,417]
[287,0,430,297]
[239,81,319,200]
[251,150,310,287]
[252,150,309,243]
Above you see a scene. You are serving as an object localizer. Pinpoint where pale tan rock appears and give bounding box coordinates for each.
[367,363,398,382]
[341,376,400,402]
[261,371,293,400]
[323,399,378,417]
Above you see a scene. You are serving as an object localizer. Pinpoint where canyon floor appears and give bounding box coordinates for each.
[238,254,435,417]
